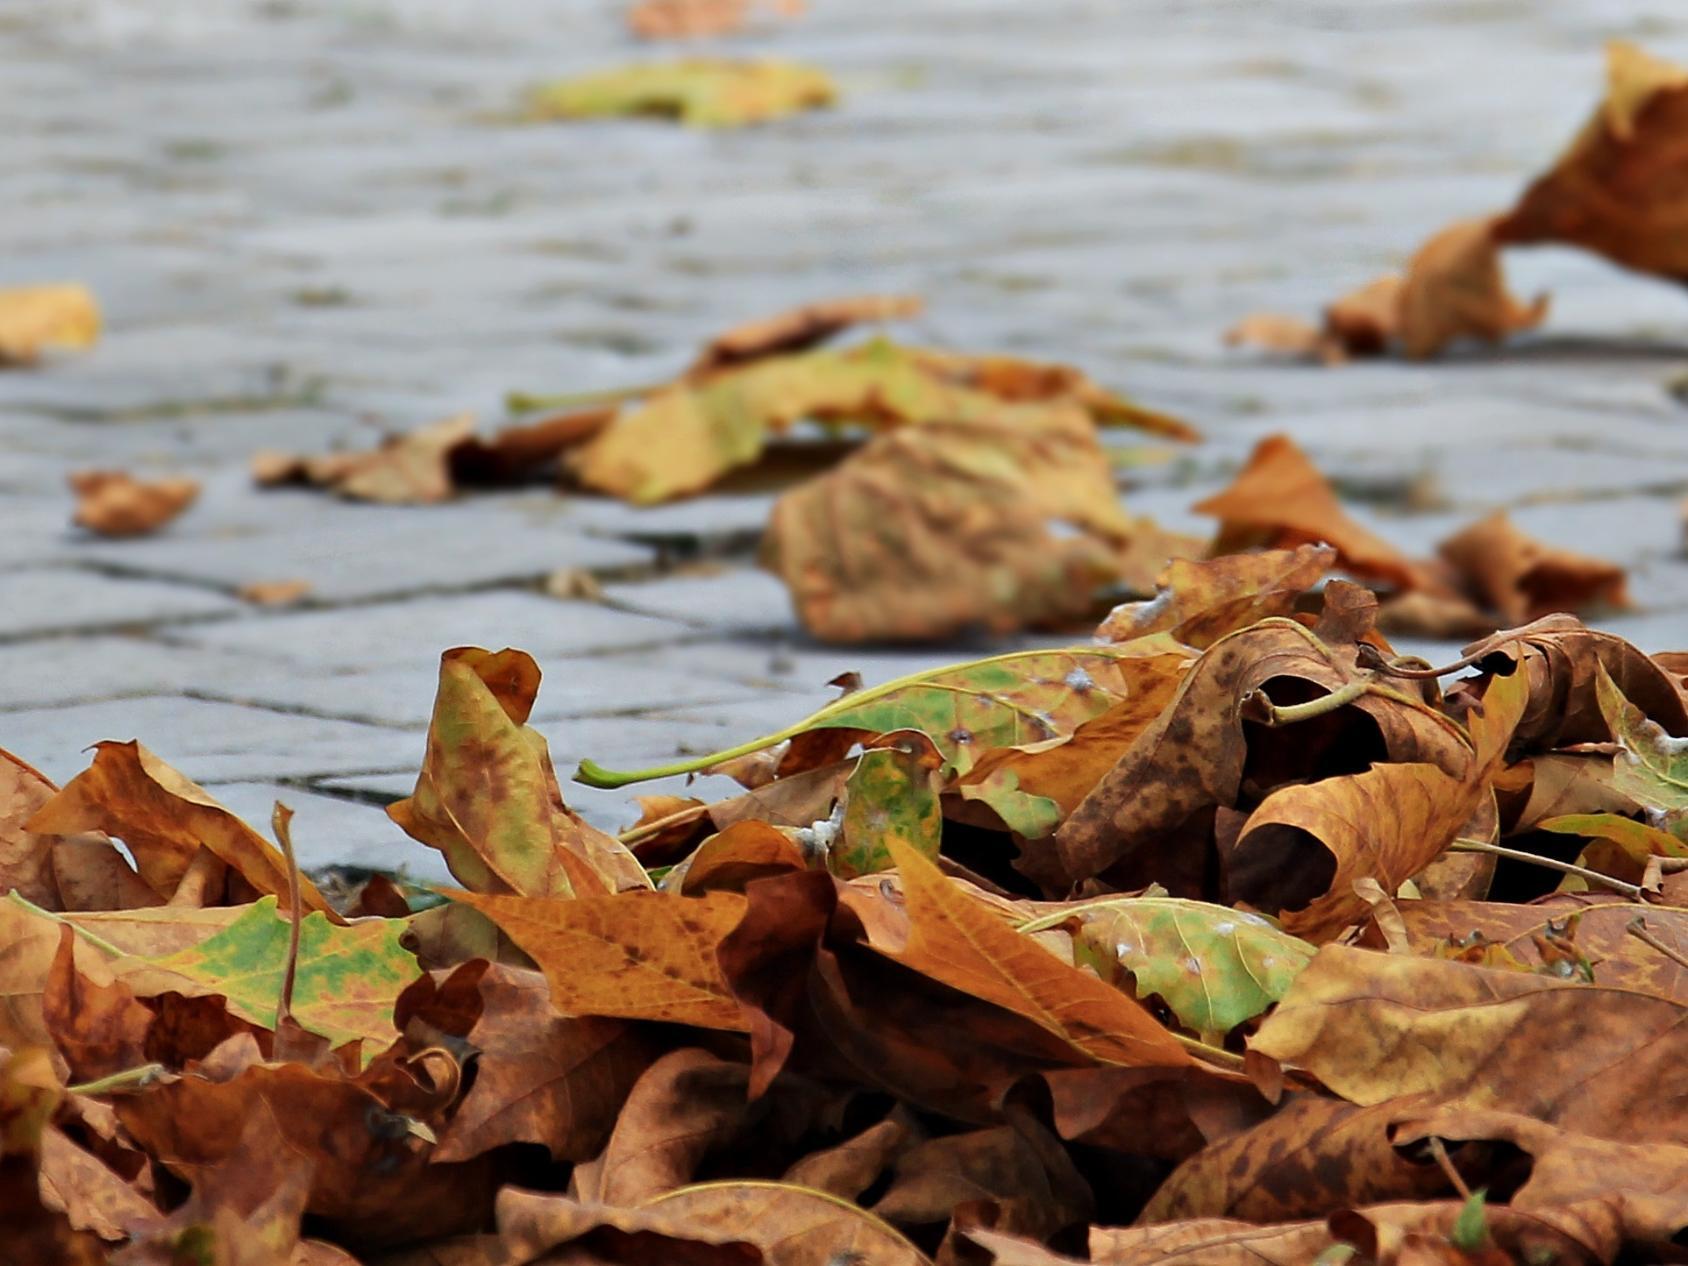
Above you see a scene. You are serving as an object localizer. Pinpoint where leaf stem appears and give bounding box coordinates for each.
[67,1063,165,1096]
[1244,675,1374,726]
[578,643,1155,789]
[1627,916,1688,971]
[1173,1034,1247,1071]
[272,802,302,1030]
[4,892,128,957]
[1447,838,1645,899]
[505,382,662,414]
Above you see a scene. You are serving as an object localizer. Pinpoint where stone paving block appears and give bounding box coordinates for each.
[0,634,281,712]
[169,591,690,672]
[1,695,418,787]
[601,569,795,634]
[0,567,240,640]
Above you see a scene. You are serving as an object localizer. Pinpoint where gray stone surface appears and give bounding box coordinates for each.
[4,0,1688,866]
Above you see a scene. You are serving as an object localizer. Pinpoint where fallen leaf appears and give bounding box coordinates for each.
[236,579,313,607]
[581,639,1191,789]
[425,962,651,1164]
[885,838,1193,1068]
[762,404,1141,642]
[1223,312,1340,363]
[453,888,748,1029]
[68,471,199,538]
[1496,41,1688,281]
[1250,943,1688,1141]
[1022,898,1316,1039]
[1394,216,1549,359]
[1439,511,1628,624]
[25,742,338,917]
[835,737,943,878]
[1096,545,1335,648]
[0,283,100,364]
[675,820,808,895]
[1229,667,1526,941]
[525,59,837,128]
[37,1124,159,1242]
[1193,435,1430,592]
[1593,660,1688,810]
[110,896,419,1058]
[689,294,923,373]
[1,748,157,913]
[43,929,152,1083]
[389,647,648,897]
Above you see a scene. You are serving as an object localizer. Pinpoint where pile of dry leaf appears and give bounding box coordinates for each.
[6,553,1688,1264]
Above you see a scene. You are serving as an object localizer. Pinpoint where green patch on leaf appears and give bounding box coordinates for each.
[525,59,837,129]
[836,743,942,878]
[1021,897,1315,1040]
[119,896,419,1059]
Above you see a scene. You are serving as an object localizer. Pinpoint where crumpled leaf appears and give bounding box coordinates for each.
[1497,41,1688,280]
[1230,667,1526,941]
[25,742,338,917]
[1,748,158,913]
[109,896,419,1059]
[414,962,652,1164]
[1439,511,1628,624]
[0,283,100,365]
[1594,660,1688,810]
[762,404,1142,642]
[885,838,1194,1069]
[1049,616,1466,894]
[453,888,748,1030]
[1227,217,1547,362]
[389,647,649,897]
[1193,434,1430,592]
[1250,943,1688,1142]
[67,470,199,539]
[688,294,922,374]
[253,409,611,506]
[1020,898,1315,1039]
[525,59,837,128]
[580,638,1193,788]
[1096,545,1335,649]
[566,337,1195,505]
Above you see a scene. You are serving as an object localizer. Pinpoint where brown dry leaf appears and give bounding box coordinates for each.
[570,1047,751,1205]
[1395,216,1549,359]
[1438,510,1628,624]
[1324,274,1404,355]
[0,283,101,364]
[254,409,607,506]
[1140,1096,1447,1224]
[37,1125,160,1243]
[26,741,339,918]
[689,294,922,373]
[675,820,808,895]
[68,470,199,538]
[452,888,749,1029]
[42,929,152,1083]
[424,962,653,1165]
[1457,617,1688,750]
[1096,545,1335,648]
[762,404,1140,643]
[1229,667,1526,941]
[1193,434,1431,592]
[237,579,313,607]
[781,1113,917,1201]
[1223,313,1341,363]
[884,838,1193,1069]
[114,1043,496,1248]
[1050,617,1466,894]
[1496,41,1688,280]
[1250,943,1688,1142]
[1,747,158,913]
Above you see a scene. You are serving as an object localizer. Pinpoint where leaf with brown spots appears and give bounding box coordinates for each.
[452,888,748,1030]
[1193,435,1430,592]
[1250,943,1688,1142]
[389,647,648,897]
[1096,545,1335,649]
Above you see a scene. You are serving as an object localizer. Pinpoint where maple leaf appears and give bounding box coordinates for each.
[0,283,100,365]
[67,470,199,539]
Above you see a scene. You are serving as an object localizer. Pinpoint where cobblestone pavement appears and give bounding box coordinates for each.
[6,0,1688,879]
